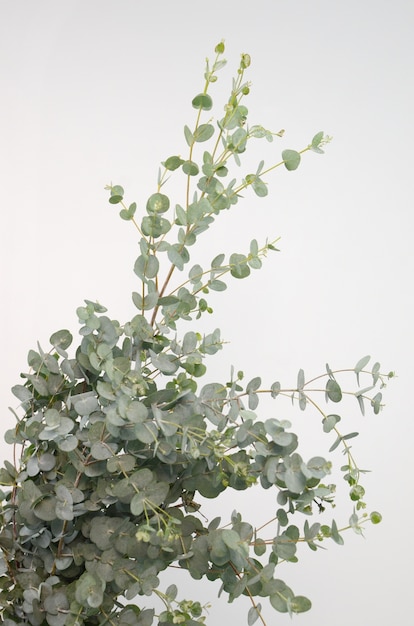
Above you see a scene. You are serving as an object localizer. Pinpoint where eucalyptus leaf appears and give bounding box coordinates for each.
[192,93,213,110]
[163,155,184,171]
[282,149,301,171]
[326,379,342,402]
[182,160,199,176]
[322,414,341,433]
[193,123,215,143]
[184,125,194,147]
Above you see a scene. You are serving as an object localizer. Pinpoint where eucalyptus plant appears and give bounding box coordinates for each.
[0,43,392,626]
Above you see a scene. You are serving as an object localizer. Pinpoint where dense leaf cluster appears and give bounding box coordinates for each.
[0,44,391,626]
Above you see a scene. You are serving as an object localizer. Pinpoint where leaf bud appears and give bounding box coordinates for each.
[240,53,251,69]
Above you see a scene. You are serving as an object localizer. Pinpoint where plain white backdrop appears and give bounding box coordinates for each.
[1,1,413,624]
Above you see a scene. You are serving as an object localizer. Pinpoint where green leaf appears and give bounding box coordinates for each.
[134,421,158,444]
[282,149,301,171]
[25,374,48,396]
[269,580,294,613]
[130,476,170,516]
[192,93,213,110]
[329,436,342,452]
[141,215,171,238]
[331,519,344,545]
[44,590,70,622]
[175,203,187,225]
[75,572,105,609]
[211,253,225,268]
[119,209,131,220]
[187,198,211,224]
[111,184,124,197]
[165,584,178,601]
[132,291,159,311]
[307,456,329,479]
[146,193,170,214]
[350,484,365,501]
[371,391,383,414]
[283,455,307,493]
[265,420,294,448]
[246,377,261,393]
[163,155,184,171]
[310,130,325,153]
[182,331,198,354]
[107,454,136,474]
[354,355,370,384]
[109,194,123,204]
[209,279,227,291]
[230,128,248,153]
[297,369,305,390]
[248,604,262,625]
[120,202,137,221]
[371,361,381,385]
[298,391,307,411]
[271,381,281,398]
[73,395,99,416]
[342,431,359,442]
[356,393,365,415]
[222,529,241,550]
[57,435,78,452]
[291,596,312,613]
[158,295,180,306]
[230,253,250,279]
[136,608,155,626]
[189,264,203,285]
[11,384,33,403]
[55,485,74,521]
[250,175,268,197]
[50,329,73,354]
[194,123,215,143]
[322,414,341,432]
[326,379,342,402]
[184,125,194,147]
[276,508,288,527]
[134,254,159,280]
[90,441,116,461]
[370,511,382,524]
[167,244,189,271]
[33,495,57,521]
[253,538,266,557]
[150,350,179,375]
[182,160,199,176]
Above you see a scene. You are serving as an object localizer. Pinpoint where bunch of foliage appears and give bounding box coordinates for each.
[0,43,392,626]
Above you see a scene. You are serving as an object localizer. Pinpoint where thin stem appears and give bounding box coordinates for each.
[229,562,267,626]
[151,263,175,325]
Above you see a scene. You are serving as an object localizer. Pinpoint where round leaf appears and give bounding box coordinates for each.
[194,123,215,143]
[146,192,170,214]
[163,155,184,171]
[182,160,199,176]
[282,149,301,171]
[326,379,342,402]
[50,329,73,352]
[192,93,213,110]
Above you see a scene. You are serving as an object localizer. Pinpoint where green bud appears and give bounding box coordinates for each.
[241,53,251,69]
[350,485,365,501]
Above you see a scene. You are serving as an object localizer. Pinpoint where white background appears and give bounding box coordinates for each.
[1,1,413,625]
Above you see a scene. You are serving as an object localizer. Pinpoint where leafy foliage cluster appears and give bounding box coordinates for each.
[0,43,392,626]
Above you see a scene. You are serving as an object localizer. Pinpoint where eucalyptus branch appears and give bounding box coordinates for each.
[0,43,390,626]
